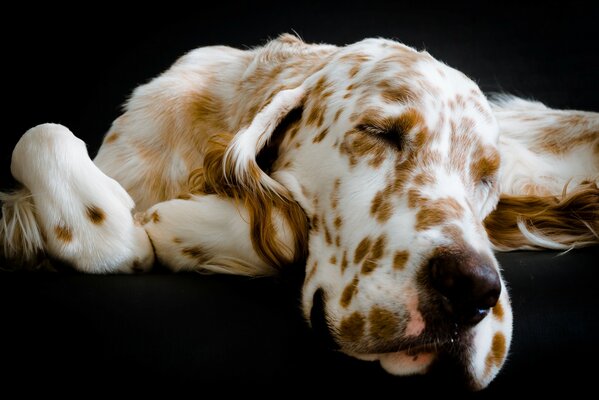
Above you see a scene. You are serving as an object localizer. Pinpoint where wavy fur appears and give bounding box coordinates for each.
[485,181,599,250]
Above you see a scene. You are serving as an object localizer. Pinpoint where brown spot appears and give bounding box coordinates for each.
[54,225,73,243]
[173,237,183,244]
[492,300,504,321]
[311,214,320,232]
[339,312,365,342]
[317,112,325,128]
[324,220,333,246]
[393,251,409,270]
[333,109,343,123]
[335,235,341,247]
[306,104,324,127]
[289,127,300,140]
[340,275,359,308]
[348,64,361,78]
[177,193,192,200]
[407,189,426,209]
[305,261,318,284]
[415,197,464,231]
[86,205,105,225]
[471,148,500,183]
[413,172,435,186]
[380,85,416,104]
[331,178,341,209]
[361,260,377,274]
[313,128,329,143]
[362,235,387,274]
[370,188,394,223]
[354,237,372,264]
[151,211,160,223]
[369,307,398,341]
[182,246,209,264]
[334,216,343,230]
[485,332,507,376]
[329,255,338,265]
[371,235,386,259]
[104,132,119,144]
[341,250,349,272]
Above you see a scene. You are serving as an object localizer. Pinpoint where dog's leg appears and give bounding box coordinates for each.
[486,96,599,250]
[137,194,288,276]
[0,124,154,272]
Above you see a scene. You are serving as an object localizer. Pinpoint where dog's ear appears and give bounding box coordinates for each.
[485,95,599,250]
[224,85,307,196]
[188,86,309,269]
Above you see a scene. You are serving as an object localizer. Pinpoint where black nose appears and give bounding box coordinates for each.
[428,248,501,326]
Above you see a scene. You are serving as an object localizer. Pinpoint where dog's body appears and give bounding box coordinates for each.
[1,34,598,390]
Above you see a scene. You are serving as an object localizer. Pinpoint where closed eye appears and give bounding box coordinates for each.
[357,123,405,151]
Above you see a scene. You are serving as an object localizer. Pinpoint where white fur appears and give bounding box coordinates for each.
[4,124,154,273]
[142,195,274,276]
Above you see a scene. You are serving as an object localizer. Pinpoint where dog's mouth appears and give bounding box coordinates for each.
[348,333,459,360]
[309,289,495,389]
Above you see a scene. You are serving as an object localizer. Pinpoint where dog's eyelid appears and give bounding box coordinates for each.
[357,122,405,151]
[357,123,386,135]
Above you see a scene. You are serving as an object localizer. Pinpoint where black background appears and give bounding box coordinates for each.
[1,1,598,395]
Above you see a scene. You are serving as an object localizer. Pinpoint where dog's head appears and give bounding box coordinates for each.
[222,36,513,390]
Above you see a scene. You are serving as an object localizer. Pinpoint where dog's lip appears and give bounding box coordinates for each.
[350,339,455,359]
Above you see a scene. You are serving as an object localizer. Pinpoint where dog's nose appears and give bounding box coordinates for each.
[428,249,501,326]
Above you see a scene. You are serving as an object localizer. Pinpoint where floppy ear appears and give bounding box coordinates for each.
[485,95,599,250]
[224,85,307,195]
[187,85,310,269]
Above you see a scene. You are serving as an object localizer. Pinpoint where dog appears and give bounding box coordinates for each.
[1,34,598,390]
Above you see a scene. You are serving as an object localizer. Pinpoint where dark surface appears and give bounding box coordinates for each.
[1,249,598,395]
[1,2,598,395]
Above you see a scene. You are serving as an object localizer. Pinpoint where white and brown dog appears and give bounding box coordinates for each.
[1,34,598,390]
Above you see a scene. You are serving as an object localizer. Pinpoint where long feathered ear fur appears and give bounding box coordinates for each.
[486,95,599,251]
[187,86,309,269]
[486,181,599,250]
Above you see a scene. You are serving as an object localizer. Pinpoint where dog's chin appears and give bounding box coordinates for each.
[379,350,437,375]
[347,349,436,375]
[345,339,490,391]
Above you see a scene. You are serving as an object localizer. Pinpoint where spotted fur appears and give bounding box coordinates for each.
[1,34,597,390]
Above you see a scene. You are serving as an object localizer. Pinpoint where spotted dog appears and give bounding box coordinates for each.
[1,34,597,390]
